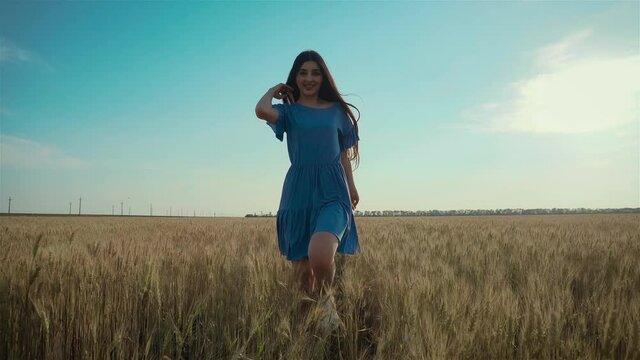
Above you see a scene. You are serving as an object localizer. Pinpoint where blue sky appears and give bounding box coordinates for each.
[1,1,638,216]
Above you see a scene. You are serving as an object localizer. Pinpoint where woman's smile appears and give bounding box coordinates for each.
[303,84,317,92]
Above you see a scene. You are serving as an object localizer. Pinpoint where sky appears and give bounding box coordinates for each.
[0,1,638,217]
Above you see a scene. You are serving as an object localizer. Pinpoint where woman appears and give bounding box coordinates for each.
[254,50,361,332]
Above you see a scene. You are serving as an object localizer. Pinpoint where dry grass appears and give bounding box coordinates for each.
[0,214,638,359]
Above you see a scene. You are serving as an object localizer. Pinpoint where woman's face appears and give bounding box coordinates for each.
[296,61,323,98]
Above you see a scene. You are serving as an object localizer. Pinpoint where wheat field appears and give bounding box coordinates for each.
[0,214,638,359]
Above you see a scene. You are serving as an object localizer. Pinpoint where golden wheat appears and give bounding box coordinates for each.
[0,214,638,359]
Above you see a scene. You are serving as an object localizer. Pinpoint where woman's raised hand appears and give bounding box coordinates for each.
[272,83,295,104]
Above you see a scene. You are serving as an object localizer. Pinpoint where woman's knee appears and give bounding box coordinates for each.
[308,232,338,270]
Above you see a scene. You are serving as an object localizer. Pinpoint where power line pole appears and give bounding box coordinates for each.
[69,202,72,215]
[79,197,82,215]
[7,197,11,214]
[150,203,153,216]
[121,202,123,216]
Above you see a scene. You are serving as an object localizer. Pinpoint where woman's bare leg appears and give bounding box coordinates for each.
[308,232,339,297]
[292,257,314,295]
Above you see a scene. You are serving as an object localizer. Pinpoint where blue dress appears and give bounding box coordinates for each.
[266,102,361,261]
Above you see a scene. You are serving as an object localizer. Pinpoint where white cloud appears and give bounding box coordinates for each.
[0,37,51,69]
[535,29,593,69]
[0,135,89,169]
[462,29,640,134]
[0,37,36,63]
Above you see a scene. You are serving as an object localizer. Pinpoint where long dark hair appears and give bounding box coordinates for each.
[283,50,360,171]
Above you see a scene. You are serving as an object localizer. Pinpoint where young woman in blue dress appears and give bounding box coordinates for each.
[255,50,360,329]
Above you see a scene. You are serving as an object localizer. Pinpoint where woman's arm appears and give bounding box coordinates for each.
[340,151,355,189]
[255,86,279,124]
[341,151,360,209]
[255,83,295,124]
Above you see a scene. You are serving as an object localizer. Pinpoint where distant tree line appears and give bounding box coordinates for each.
[245,208,639,218]
[245,212,274,218]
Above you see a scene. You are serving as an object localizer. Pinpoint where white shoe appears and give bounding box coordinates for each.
[316,293,344,335]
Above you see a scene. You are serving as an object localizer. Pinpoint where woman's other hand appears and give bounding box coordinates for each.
[349,186,359,210]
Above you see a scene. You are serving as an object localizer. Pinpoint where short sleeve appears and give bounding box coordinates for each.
[266,103,288,142]
[338,112,360,152]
